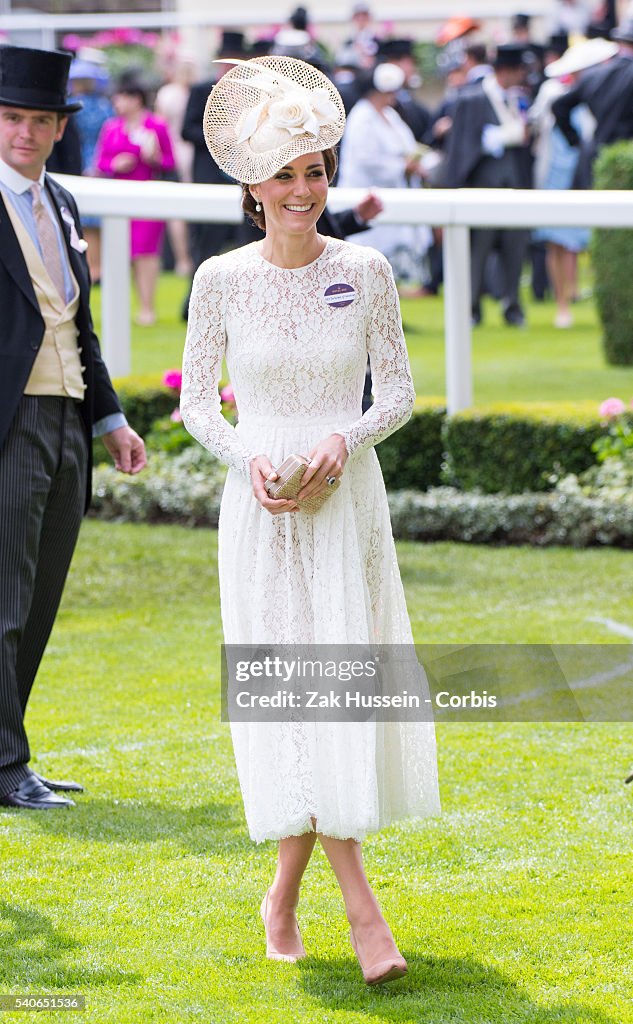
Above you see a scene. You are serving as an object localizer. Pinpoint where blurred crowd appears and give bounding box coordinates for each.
[52,0,633,329]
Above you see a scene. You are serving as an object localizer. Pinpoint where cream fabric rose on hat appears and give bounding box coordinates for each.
[203,56,346,183]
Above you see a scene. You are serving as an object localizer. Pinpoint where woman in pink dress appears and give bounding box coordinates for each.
[96,73,175,325]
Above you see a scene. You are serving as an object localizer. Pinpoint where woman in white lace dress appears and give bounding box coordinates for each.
[180,56,440,985]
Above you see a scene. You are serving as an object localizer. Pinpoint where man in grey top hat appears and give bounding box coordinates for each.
[0,45,146,810]
[440,44,534,326]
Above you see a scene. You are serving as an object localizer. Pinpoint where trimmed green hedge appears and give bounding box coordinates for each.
[377,398,445,490]
[441,402,605,494]
[98,377,609,494]
[592,141,633,366]
[112,374,178,436]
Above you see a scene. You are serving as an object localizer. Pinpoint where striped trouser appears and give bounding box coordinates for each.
[0,396,87,796]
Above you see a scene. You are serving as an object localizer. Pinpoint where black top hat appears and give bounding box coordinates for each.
[511,13,531,31]
[493,43,531,69]
[611,18,633,45]
[216,31,249,59]
[377,38,415,60]
[0,45,82,113]
[546,32,569,57]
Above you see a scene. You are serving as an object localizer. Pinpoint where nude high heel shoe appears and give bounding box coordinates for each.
[349,928,407,985]
[260,889,306,962]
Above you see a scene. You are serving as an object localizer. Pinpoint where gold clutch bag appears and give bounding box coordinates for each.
[264,454,340,514]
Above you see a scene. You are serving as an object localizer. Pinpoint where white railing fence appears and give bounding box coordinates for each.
[52,174,633,413]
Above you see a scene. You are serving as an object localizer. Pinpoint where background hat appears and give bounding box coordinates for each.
[270,27,329,70]
[69,58,106,82]
[217,31,250,59]
[436,17,480,47]
[203,55,345,184]
[545,37,618,77]
[511,13,531,31]
[377,38,415,60]
[0,45,82,113]
[545,32,570,57]
[611,18,633,45]
[372,62,406,92]
[493,43,531,68]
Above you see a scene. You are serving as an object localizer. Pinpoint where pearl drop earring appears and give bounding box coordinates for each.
[255,201,262,213]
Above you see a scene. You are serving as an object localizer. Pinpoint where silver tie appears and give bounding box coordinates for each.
[30,182,66,300]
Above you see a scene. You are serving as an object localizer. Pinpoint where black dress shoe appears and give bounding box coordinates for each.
[33,771,83,793]
[503,303,526,327]
[0,774,74,809]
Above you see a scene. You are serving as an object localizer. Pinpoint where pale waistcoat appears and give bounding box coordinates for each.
[5,198,85,400]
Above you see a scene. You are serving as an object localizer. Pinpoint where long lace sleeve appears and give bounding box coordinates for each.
[180,261,256,480]
[337,252,415,458]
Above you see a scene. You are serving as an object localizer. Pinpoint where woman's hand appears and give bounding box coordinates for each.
[297,434,347,502]
[139,129,161,164]
[250,455,299,516]
[111,152,136,173]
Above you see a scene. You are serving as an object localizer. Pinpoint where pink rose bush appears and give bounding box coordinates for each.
[163,369,183,392]
[592,397,633,467]
[599,397,627,418]
[147,369,237,453]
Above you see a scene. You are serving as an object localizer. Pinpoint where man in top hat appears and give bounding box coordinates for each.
[552,18,633,187]
[440,43,534,326]
[0,45,146,809]
[336,3,380,71]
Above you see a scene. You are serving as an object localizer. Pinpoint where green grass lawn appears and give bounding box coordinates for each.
[90,267,633,405]
[1,521,632,1023]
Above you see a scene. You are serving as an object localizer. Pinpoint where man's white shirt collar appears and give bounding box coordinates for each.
[0,157,46,195]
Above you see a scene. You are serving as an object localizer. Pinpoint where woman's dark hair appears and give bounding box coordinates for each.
[352,70,378,100]
[241,147,338,231]
[290,6,309,31]
[113,69,148,107]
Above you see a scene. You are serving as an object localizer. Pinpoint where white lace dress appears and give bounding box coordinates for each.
[181,237,440,843]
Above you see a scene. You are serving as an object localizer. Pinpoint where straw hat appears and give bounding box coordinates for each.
[203,55,346,184]
[545,37,618,77]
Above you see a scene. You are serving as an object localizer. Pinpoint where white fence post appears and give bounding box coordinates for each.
[100,216,130,379]
[443,224,472,414]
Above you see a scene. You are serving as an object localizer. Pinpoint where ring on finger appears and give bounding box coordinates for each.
[326,475,338,486]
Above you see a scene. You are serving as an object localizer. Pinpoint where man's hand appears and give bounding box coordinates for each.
[355,192,384,224]
[102,426,147,474]
[432,115,452,140]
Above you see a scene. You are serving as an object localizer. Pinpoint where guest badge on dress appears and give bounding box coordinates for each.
[324,283,355,308]
[60,206,88,252]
